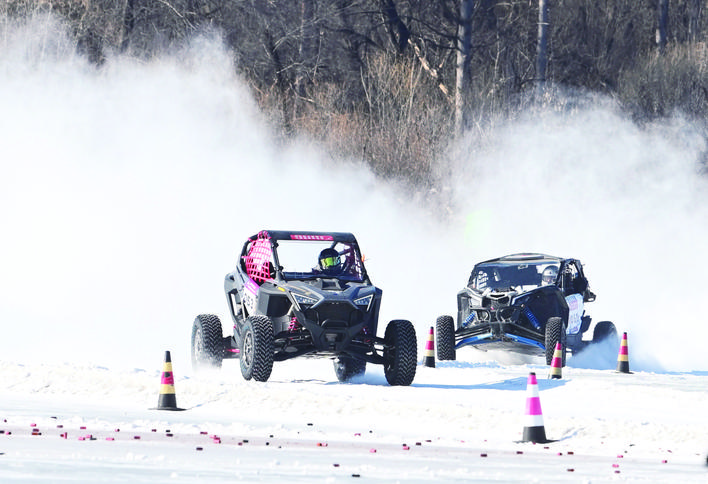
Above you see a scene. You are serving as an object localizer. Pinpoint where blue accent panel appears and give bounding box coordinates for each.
[456,332,545,351]
[504,333,545,349]
[456,332,494,348]
[524,307,541,329]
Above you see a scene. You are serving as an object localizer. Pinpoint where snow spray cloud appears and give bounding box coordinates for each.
[0,17,452,371]
[447,96,708,372]
[2,17,706,374]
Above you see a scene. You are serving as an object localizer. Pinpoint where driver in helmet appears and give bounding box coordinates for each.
[541,265,558,286]
[317,248,343,275]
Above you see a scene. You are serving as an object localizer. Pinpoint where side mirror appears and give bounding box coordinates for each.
[574,277,588,293]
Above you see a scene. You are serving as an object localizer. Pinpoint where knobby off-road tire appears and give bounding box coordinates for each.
[383,320,417,386]
[592,321,618,346]
[240,315,274,382]
[333,356,367,382]
[436,315,456,361]
[544,317,567,367]
[191,314,224,370]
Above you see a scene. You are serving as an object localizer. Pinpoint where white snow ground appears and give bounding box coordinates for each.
[1,15,708,483]
[2,356,707,483]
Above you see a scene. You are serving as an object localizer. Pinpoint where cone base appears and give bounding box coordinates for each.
[519,426,554,444]
[422,357,435,368]
[515,437,557,444]
[151,407,186,411]
[153,394,185,411]
[616,362,632,374]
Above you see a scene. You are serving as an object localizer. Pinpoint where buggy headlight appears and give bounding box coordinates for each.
[354,294,373,308]
[293,292,318,308]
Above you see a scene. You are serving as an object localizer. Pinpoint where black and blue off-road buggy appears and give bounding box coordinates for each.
[191,230,417,385]
[436,253,617,366]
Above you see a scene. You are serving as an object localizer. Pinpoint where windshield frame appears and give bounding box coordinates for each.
[468,255,562,293]
[273,238,368,283]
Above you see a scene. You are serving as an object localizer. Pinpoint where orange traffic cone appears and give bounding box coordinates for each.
[520,372,553,443]
[548,342,563,379]
[616,332,632,374]
[422,326,435,368]
[153,351,185,411]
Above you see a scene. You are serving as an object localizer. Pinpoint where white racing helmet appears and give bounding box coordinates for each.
[541,265,558,285]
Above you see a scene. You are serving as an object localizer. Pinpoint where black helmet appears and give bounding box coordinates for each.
[318,248,342,274]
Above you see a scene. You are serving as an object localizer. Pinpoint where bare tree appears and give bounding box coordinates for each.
[379,0,410,53]
[294,0,317,117]
[119,0,194,57]
[657,0,669,54]
[535,0,549,97]
[687,0,701,43]
[455,0,473,134]
[77,0,131,63]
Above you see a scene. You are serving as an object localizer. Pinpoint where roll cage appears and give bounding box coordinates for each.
[239,230,372,285]
[467,253,594,302]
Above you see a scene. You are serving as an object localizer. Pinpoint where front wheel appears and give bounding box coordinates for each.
[436,315,456,361]
[191,314,224,370]
[240,315,274,382]
[383,320,417,386]
[544,317,567,367]
[333,356,366,382]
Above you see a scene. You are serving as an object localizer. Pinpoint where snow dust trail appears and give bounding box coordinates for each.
[1,17,707,373]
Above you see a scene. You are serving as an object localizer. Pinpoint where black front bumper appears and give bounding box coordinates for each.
[270,299,383,362]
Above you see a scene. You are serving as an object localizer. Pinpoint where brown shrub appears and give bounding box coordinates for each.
[618,43,708,120]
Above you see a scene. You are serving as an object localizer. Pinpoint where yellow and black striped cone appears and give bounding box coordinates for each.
[153,351,185,411]
[422,326,435,368]
[519,372,553,443]
[616,332,632,374]
[548,342,563,379]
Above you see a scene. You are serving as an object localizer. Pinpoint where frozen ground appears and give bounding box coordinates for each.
[1,354,707,483]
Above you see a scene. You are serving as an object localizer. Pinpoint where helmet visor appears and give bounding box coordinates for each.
[542,266,558,284]
[320,255,340,269]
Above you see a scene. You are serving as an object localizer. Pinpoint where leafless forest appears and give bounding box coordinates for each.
[4,0,708,191]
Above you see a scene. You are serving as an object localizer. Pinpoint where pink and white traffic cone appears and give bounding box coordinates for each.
[521,372,551,443]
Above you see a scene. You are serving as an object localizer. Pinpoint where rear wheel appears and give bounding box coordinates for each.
[240,315,274,382]
[436,315,456,361]
[191,314,224,370]
[333,356,366,382]
[544,317,567,367]
[592,321,618,346]
[383,320,417,386]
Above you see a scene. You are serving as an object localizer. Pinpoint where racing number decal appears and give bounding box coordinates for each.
[244,279,259,315]
[565,294,584,334]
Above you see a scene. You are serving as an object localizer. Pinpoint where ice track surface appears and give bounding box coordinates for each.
[1,357,707,483]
